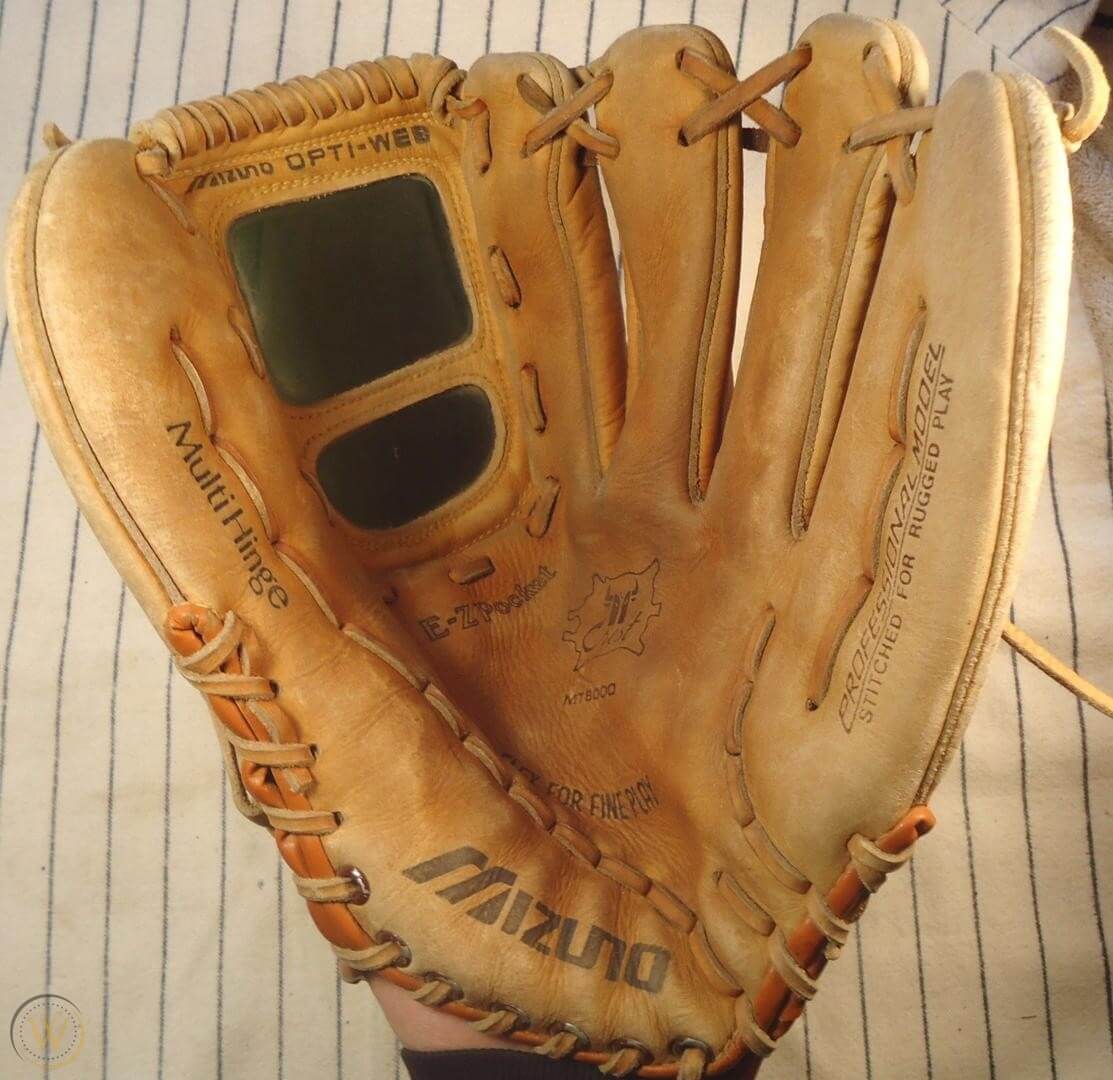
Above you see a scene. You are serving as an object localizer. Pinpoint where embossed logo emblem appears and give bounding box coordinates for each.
[9,994,85,1068]
[562,561,662,671]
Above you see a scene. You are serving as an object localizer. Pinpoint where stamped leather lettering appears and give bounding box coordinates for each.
[404,847,672,992]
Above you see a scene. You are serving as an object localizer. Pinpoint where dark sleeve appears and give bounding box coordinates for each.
[400,1048,761,1079]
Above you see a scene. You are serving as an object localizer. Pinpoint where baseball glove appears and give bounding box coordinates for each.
[7,13,1109,1077]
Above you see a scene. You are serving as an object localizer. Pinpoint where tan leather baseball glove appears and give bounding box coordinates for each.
[7,13,1110,1077]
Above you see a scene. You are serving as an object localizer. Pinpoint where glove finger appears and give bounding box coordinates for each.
[706,15,928,540]
[459,52,627,490]
[590,25,743,502]
[741,57,1072,887]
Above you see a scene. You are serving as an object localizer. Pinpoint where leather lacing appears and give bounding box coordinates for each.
[844,28,1108,204]
[170,606,366,902]
[679,45,810,149]
[148,31,1111,1080]
[600,1040,653,1076]
[519,70,619,160]
[445,46,808,169]
[473,1001,531,1036]
[130,55,465,171]
[690,27,1102,204]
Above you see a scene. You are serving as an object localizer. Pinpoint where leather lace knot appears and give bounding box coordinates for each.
[679,45,810,149]
[847,26,1108,203]
[518,69,619,159]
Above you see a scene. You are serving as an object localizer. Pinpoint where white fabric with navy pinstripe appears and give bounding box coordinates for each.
[0,2,1108,1078]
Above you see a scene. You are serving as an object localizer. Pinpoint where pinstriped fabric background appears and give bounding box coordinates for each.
[0,1,1109,1077]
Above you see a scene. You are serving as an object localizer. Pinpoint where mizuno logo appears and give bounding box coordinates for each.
[185,126,432,193]
[403,846,671,994]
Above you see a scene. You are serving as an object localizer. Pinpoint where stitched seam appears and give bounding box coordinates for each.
[918,73,1037,795]
[24,171,187,607]
[790,152,888,538]
[688,91,731,504]
[726,605,816,894]
[687,24,742,504]
[540,53,607,481]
